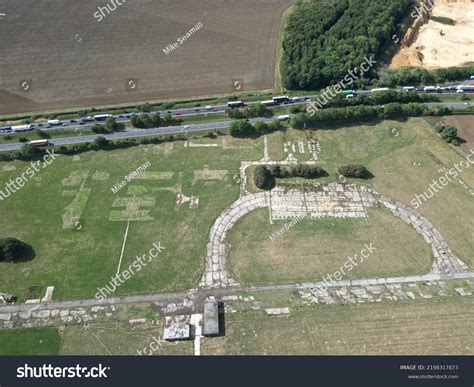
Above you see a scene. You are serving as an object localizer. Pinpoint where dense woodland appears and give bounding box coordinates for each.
[282,0,411,90]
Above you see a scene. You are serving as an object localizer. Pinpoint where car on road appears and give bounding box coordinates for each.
[183,125,190,129]
[175,112,182,116]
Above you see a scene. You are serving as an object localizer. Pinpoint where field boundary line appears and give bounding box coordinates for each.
[116,221,130,276]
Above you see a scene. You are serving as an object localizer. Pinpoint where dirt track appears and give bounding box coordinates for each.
[0,0,292,115]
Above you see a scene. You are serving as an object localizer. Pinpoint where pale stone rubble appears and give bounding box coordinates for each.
[201,182,469,289]
[200,192,269,288]
[271,183,377,220]
[297,279,474,306]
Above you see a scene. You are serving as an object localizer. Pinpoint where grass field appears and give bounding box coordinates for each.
[0,136,262,301]
[60,321,193,355]
[287,119,474,266]
[0,328,60,355]
[0,117,472,302]
[201,296,474,355]
[228,208,433,286]
[0,0,292,115]
[230,118,473,284]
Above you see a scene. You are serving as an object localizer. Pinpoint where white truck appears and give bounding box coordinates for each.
[47,119,62,125]
[12,124,32,132]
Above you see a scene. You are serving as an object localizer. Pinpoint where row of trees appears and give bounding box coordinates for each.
[338,164,370,178]
[0,133,188,162]
[267,164,327,179]
[291,103,427,129]
[226,104,272,119]
[91,117,120,134]
[281,0,410,90]
[253,163,371,190]
[130,112,177,128]
[229,120,281,137]
[378,66,474,87]
[316,91,438,109]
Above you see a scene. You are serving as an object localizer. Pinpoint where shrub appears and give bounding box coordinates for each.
[90,136,109,150]
[268,165,281,177]
[229,120,255,137]
[440,126,458,143]
[0,238,34,263]
[339,164,369,178]
[253,165,275,190]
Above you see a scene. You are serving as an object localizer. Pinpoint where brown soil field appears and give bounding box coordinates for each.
[445,115,474,151]
[0,0,292,115]
[390,0,474,69]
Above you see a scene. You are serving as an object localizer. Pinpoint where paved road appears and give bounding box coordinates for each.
[0,102,470,153]
[0,116,278,152]
[0,87,469,134]
[1,271,473,314]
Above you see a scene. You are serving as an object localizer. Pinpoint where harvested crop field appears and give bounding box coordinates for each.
[390,0,474,69]
[445,115,474,151]
[0,0,292,115]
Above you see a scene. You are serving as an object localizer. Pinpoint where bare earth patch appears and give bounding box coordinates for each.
[390,1,474,69]
[0,0,292,115]
[444,115,474,151]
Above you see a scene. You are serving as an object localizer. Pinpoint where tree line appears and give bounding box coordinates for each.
[281,0,411,90]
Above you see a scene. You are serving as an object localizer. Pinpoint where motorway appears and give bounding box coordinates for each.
[0,99,470,153]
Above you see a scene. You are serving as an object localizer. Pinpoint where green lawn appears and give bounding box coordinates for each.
[60,321,193,356]
[0,328,60,355]
[228,208,433,285]
[289,118,474,266]
[0,137,262,301]
[0,117,472,302]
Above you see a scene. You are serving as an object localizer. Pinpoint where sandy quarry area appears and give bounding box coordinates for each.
[390,1,474,69]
